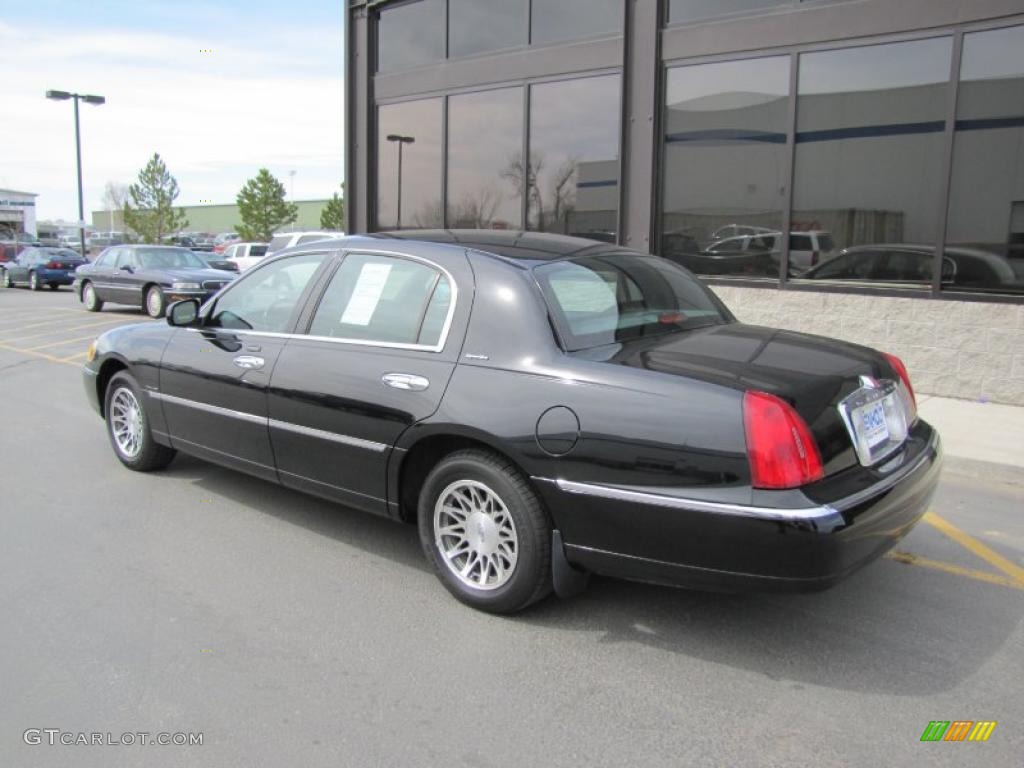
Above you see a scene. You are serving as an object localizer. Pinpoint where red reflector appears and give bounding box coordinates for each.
[882,352,915,407]
[743,391,824,490]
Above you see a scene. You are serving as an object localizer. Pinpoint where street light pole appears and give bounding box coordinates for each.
[385,134,414,229]
[46,90,105,259]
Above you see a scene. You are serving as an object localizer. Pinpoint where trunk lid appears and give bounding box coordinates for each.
[601,322,900,473]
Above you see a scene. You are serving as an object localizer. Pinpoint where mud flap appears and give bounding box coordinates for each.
[552,529,590,598]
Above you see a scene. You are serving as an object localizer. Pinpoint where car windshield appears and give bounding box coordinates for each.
[535,253,729,352]
[268,235,291,252]
[43,249,81,259]
[136,248,207,269]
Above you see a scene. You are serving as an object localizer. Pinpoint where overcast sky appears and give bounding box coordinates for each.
[0,0,344,223]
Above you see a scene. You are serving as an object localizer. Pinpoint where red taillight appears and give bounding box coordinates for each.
[882,352,915,407]
[811,250,820,266]
[743,391,824,490]
[46,261,60,269]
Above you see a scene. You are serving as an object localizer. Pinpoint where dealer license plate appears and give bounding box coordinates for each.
[854,399,890,448]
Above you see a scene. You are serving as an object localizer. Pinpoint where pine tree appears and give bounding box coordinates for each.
[123,153,188,243]
[319,184,345,231]
[236,169,298,242]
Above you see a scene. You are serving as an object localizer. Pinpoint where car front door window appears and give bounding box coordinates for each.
[208,253,326,333]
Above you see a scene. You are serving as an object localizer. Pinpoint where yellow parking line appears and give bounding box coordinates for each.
[886,550,1024,591]
[924,512,1024,588]
[23,334,101,351]
[0,314,92,333]
[0,316,135,343]
[60,350,89,362]
[0,341,78,367]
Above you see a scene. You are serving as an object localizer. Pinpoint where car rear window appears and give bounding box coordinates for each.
[268,235,291,252]
[535,253,729,352]
[250,245,268,257]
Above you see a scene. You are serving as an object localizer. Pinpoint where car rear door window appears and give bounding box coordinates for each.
[308,253,452,348]
[208,253,327,333]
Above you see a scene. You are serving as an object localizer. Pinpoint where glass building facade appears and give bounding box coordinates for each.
[348,0,1024,300]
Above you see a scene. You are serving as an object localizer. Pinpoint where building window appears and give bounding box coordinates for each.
[661,56,790,277]
[791,37,952,284]
[377,0,445,73]
[527,74,621,239]
[944,24,1024,294]
[448,0,527,58]
[668,0,790,25]
[447,87,524,229]
[531,0,623,46]
[377,98,443,229]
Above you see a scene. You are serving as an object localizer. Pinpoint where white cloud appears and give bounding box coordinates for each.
[0,20,344,222]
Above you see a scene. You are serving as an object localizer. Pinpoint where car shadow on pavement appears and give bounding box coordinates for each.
[162,454,1021,697]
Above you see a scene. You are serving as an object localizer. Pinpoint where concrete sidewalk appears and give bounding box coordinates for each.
[918,394,1024,482]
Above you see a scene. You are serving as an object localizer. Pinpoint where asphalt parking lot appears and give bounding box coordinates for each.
[1,286,1022,767]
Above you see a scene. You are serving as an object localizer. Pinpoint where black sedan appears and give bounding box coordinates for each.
[74,245,236,318]
[82,231,941,613]
[2,247,87,290]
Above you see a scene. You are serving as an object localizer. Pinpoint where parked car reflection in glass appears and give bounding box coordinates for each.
[800,244,1023,291]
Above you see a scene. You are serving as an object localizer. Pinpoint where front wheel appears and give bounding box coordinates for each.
[82,282,103,311]
[418,450,552,614]
[29,271,41,291]
[145,285,166,318]
[1,269,11,288]
[104,371,176,471]
[48,283,59,290]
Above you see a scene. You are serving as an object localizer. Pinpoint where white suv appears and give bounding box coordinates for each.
[222,242,270,272]
[267,230,345,255]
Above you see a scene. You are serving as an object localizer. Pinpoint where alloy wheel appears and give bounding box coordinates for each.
[434,479,518,591]
[110,387,144,459]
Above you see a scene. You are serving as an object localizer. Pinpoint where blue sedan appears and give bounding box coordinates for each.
[1,247,88,291]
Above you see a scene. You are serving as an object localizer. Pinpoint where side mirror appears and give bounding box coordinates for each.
[120,264,134,273]
[167,299,200,327]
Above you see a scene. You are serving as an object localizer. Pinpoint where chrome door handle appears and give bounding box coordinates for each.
[233,355,265,370]
[382,373,429,391]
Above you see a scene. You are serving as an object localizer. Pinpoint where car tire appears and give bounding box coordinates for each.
[29,271,42,291]
[104,371,176,472]
[145,285,166,318]
[418,449,552,614]
[48,283,59,290]
[1,269,10,288]
[82,281,103,312]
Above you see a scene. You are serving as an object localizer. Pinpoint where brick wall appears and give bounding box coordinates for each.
[710,286,1024,406]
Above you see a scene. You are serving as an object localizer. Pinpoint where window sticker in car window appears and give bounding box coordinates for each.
[341,261,393,326]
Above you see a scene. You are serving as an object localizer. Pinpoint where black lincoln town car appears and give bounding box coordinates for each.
[82,230,941,613]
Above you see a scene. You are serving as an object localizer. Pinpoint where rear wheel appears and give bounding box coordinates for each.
[82,281,103,312]
[104,371,176,471]
[29,271,41,291]
[418,449,552,614]
[145,285,166,318]
[48,283,59,290]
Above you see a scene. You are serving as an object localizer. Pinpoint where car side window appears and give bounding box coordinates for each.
[207,253,326,333]
[307,253,452,347]
[115,249,137,270]
[877,251,931,282]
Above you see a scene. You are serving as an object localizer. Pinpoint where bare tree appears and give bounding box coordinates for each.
[448,186,503,228]
[501,151,580,231]
[102,181,129,233]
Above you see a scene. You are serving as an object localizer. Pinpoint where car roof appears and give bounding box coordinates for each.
[365,229,632,266]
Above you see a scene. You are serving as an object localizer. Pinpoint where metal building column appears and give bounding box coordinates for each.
[346,1,373,234]
[620,0,660,251]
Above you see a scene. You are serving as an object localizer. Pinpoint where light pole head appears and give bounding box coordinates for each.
[46,90,72,101]
[386,134,415,144]
[81,95,106,106]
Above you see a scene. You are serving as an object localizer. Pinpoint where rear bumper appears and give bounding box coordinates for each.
[536,429,942,592]
[36,269,76,284]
